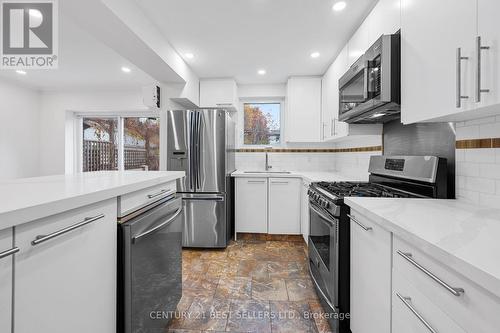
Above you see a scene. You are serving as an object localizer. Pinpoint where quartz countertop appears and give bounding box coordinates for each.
[345,197,500,298]
[0,171,185,229]
[231,170,367,183]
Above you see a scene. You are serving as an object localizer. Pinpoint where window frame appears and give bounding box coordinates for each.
[238,98,285,147]
[75,111,161,172]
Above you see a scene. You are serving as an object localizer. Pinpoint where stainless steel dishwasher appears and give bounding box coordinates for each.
[117,194,183,333]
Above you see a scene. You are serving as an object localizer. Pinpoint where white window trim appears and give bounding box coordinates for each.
[74,111,161,172]
[238,98,285,148]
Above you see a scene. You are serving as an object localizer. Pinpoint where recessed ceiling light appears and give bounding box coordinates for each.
[185,53,194,59]
[15,70,27,75]
[258,69,266,75]
[310,52,321,58]
[121,66,131,73]
[371,113,385,118]
[332,1,347,11]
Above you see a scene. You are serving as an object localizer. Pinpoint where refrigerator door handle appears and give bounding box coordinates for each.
[189,111,195,191]
[196,112,202,190]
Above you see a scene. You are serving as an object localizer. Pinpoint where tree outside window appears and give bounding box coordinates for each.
[243,103,280,145]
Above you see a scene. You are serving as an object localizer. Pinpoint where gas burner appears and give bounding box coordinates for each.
[314,181,417,200]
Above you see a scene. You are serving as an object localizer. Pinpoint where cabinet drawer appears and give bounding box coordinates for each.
[393,270,466,333]
[118,181,176,217]
[15,199,117,333]
[393,236,500,333]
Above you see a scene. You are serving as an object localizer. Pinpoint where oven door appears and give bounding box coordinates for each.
[308,201,339,311]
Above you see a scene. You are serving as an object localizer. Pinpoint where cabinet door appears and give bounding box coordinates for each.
[392,272,467,333]
[268,178,301,234]
[199,79,237,108]
[235,178,268,233]
[0,228,14,333]
[15,199,117,333]
[477,0,500,108]
[401,0,476,124]
[350,211,391,333]
[366,0,401,45]
[286,77,322,142]
[300,180,310,243]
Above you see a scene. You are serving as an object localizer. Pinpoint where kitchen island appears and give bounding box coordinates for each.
[0,171,184,333]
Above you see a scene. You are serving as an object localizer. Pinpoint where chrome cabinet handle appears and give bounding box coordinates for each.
[32,214,105,246]
[396,293,437,333]
[0,247,19,259]
[133,207,182,242]
[216,103,232,106]
[247,180,266,184]
[456,47,469,108]
[347,214,372,231]
[147,189,173,199]
[475,36,490,102]
[397,250,464,297]
[270,181,289,184]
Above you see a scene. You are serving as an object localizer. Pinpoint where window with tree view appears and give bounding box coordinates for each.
[244,103,281,145]
[82,117,160,172]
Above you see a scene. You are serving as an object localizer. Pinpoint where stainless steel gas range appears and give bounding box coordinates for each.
[307,155,449,333]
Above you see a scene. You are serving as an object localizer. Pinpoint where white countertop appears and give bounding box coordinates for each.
[345,197,500,298]
[0,171,185,230]
[231,170,367,183]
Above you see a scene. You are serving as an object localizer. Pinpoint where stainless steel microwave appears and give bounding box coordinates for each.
[338,33,401,123]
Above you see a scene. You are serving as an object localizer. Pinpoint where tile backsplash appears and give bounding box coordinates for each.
[455,116,500,208]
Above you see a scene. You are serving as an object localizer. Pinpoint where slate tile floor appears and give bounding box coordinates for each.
[166,239,333,333]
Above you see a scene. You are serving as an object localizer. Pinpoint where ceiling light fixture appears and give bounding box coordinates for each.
[310,52,321,58]
[121,66,131,73]
[258,69,266,75]
[332,1,347,12]
[371,113,385,118]
[185,53,194,59]
[15,70,27,75]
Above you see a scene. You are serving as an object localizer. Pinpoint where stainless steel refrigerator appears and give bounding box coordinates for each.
[166,109,235,248]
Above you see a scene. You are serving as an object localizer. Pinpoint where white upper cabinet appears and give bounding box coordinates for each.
[365,0,401,45]
[286,76,322,142]
[199,79,238,110]
[0,228,14,333]
[401,0,477,124]
[476,0,500,108]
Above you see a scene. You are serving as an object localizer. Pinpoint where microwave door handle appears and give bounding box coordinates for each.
[363,61,370,100]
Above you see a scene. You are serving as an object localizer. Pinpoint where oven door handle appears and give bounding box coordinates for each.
[310,204,335,228]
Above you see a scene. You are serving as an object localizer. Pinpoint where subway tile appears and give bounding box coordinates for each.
[464,176,496,194]
[464,149,496,163]
[495,149,500,163]
[455,125,480,140]
[464,116,497,126]
[479,164,500,180]
[479,122,500,139]
[456,189,480,204]
[456,162,480,177]
[479,193,500,209]
[456,176,465,190]
[455,149,465,162]
[497,180,500,194]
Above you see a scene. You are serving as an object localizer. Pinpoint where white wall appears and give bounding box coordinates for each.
[39,90,148,176]
[0,78,41,180]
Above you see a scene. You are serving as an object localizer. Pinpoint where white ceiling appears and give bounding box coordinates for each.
[135,0,378,84]
[0,14,157,91]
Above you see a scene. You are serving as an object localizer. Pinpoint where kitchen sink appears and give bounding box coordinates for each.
[243,171,292,174]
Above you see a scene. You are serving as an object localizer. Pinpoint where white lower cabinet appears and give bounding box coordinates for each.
[349,210,392,333]
[268,178,301,234]
[235,178,268,233]
[0,228,14,333]
[14,199,117,333]
[392,271,466,333]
